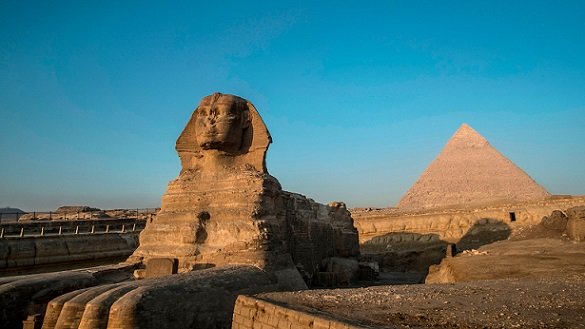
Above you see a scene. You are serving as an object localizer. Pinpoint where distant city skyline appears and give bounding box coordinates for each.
[1,1,584,211]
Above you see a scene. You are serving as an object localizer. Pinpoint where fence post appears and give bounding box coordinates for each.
[136,209,139,219]
[49,211,52,220]
[58,226,62,235]
[132,223,136,232]
[40,227,44,236]
[0,228,4,238]
[33,212,36,220]
[75,226,79,234]
[121,224,125,233]
[77,211,80,220]
[105,225,109,233]
[91,225,95,234]
[20,227,24,237]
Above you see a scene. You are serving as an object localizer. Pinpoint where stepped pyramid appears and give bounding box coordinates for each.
[397,124,550,210]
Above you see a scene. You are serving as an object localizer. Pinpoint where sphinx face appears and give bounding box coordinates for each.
[195,94,250,153]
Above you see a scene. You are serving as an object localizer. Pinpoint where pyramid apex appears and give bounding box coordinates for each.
[455,123,477,133]
[448,123,489,149]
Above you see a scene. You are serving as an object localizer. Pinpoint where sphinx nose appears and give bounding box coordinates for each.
[207,109,218,123]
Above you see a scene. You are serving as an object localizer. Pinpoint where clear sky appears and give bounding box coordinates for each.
[1,1,584,211]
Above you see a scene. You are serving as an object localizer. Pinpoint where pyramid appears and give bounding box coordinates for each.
[397,124,550,210]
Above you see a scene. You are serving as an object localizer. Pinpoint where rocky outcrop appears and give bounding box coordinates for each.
[517,206,585,241]
[541,210,568,231]
[425,205,585,284]
[566,206,585,241]
[55,206,101,213]
[425,237,585,284]
[0,207,26,223]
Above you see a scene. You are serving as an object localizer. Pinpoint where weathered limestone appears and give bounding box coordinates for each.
[353,197,585,275]
[541,210,568,231]
[566,206,585,241]
[355,197,585,246]
[0,232,139,272]
[0,263,135,329]
[397,124,550,210]
[233,295,369,329]
[144,258,178,278]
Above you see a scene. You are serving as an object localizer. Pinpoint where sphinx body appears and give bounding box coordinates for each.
[130,93,290,271]
[130,93,359,274]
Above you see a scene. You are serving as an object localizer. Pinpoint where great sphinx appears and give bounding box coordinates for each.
[130,93,290,271]
[0,93,359,329]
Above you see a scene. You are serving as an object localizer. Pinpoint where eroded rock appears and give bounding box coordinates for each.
[541,210,568,231]
[566,206,585,241]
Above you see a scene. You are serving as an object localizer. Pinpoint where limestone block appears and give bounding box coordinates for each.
[22,314,42,329]
[144,258,178,278]
[566,206,585,242]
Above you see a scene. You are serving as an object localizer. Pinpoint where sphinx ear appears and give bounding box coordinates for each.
[241,110,251,129]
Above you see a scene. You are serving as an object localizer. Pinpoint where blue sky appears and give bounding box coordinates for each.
[1,1,584,211]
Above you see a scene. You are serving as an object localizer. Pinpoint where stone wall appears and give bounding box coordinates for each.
[232,295,369,329]
[283,193,359,276]
[0,233,139,271]
[353,196,585,249]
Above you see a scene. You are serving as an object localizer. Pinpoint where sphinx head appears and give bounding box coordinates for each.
[176,93,272,172]
[194,93,250,154]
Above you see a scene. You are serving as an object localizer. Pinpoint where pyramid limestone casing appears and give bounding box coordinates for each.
[397,124,550,210]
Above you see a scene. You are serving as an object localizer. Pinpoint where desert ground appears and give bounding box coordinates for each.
[259,233,585,328]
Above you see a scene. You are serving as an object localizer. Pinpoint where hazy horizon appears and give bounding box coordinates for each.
[2,2,585,211]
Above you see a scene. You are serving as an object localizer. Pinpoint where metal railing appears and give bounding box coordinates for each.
[0,220,147,239]
[0,208,159,223]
